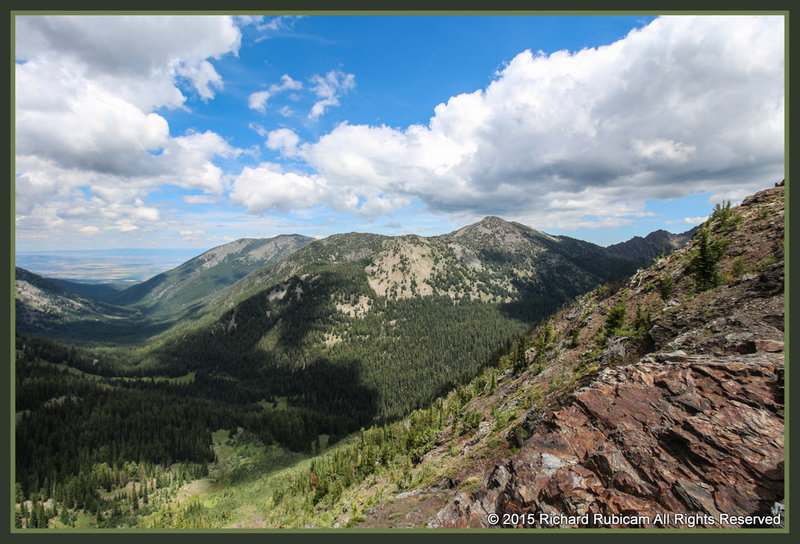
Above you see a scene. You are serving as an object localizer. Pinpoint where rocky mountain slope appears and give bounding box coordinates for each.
[357,184,784,529]
[606,227,698,267]
[48,279,127,303]
[109,234,314,319]
[14,235,314,343]
[204,217,638,322]
[14,267,153,342]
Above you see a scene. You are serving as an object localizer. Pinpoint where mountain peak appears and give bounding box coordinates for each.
[450,215,519,239]
[478,215,510,226]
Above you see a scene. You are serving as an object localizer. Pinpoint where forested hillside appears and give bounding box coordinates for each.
[149,217,639,421]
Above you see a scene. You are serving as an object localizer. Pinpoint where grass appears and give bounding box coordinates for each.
[457,477,482,496]
[140,430,312,528]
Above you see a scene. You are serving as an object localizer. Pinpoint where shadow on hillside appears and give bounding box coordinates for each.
[16,316,178,346]
[282,356,380,430]
[498,276,562,324]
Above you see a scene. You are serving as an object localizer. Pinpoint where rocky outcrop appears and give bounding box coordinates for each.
[432,185,785,529]
[433,352,783,528]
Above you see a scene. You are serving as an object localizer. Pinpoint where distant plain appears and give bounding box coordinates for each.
[15,248,203,284]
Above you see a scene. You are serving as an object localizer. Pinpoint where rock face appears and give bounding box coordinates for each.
[434,354,783,528]
[432,185,785,529]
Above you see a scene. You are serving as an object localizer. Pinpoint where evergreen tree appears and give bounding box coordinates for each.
[688,225,728,292]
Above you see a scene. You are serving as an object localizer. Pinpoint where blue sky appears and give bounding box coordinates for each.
[15,14,785,253]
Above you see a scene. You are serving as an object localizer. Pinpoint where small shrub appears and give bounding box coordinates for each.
[631,303,651,337]
[460,411,483,435]
[755,255,778,272]
[458,477,483,496]
[711,200,744,230]
[731,257,749,278]
[658,276,674,301]
[605,298,627,334]
[508,424,531,449]
[568,327,581,348]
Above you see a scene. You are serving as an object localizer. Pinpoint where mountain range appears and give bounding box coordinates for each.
[17,200,769,531]
[16,219,693,343]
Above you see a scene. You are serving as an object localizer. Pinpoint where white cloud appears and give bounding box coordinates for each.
[180,229,207,239]
[256,16,303,33]
[234,15,264,27]
[249,122,270,136]
[249,74,303,113]
[294,16,783,228]
[16,15,241,111]
[16,62,170,177]
[15,15,243,240]
[248,90,271,113]
[685,216,708,224]
[183,194,219,205]
[271,74,302,93]
[176,59,224,101]
[229,163,328,214]
[633,139,696,163]
[265,128,301,157]
[78,225,100,235]
[308,70,356,120]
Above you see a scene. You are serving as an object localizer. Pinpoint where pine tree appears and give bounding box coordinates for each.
[688,226,728,292]
[29,501,38,529]
[59,503,70,527]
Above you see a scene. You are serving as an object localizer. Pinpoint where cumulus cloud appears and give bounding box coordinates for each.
[160,131,242,194]
[664,215,709,227]
[228,161,408,217]
[183,194,219,205]
[272,74,303,93]
[15,15,242,240]
[248,74,303,113]
[248,90,271,113]
[176,59,224,101]
[308,70,356,120]
[16,15,241,110]
[229,163,328,213]
[265,128,301,157]
[295,16,783,229]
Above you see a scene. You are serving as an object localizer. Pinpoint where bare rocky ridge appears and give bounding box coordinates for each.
[359,184,784,529]
[432,352,783,528]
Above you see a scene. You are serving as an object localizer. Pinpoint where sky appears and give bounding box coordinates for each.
[14,14,785,253]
